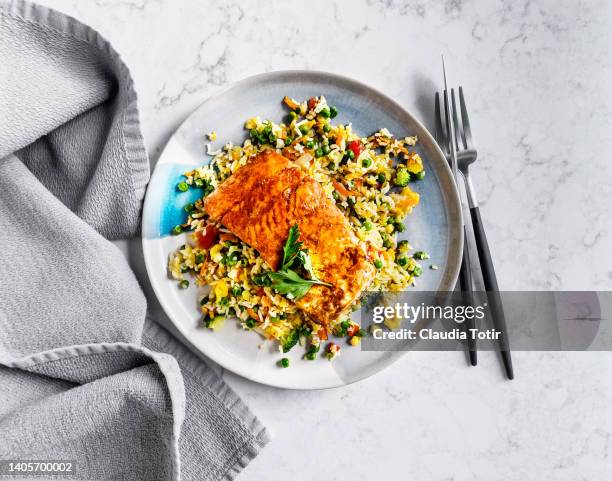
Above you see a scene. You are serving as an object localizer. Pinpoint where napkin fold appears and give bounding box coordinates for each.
[0,1,269,479]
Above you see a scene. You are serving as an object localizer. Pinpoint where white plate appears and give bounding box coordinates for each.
[142,71,462,389]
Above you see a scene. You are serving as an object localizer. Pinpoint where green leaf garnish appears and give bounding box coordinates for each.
[298,250,319,281]
[280,224,303,271]
[269,269,331,300]
[269,225,331,300]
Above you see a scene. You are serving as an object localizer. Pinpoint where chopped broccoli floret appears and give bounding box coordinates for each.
[281,328,300,353]
[204,315,225,331]
[307,342,321,355]
[393,167,411,187]
[397,240,410,252]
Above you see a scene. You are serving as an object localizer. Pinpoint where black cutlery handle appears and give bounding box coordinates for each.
[470,206,514,380]
[459,226,477,366]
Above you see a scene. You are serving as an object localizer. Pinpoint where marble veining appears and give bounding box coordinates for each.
[32,1,612,479]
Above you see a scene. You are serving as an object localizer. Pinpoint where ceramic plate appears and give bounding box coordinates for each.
[142,71,462,389]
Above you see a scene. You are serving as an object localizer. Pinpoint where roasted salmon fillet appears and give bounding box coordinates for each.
[203,150,376,325]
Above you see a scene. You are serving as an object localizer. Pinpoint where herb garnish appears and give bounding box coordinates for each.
[268,224,331,300]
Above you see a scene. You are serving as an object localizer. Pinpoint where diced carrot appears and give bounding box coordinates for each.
[219,232,239,242]
[332,179,361,198]
[347,324,359,337]
[318,327,328,340]
[283,96,300,110]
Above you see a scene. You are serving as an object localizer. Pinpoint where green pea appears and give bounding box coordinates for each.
[413,170,426,181]
[231,285,243,296]
[319,107,331,118]
[299,124,310,134]
[374,259,383,269]
[413,251,430,260]
[280,357,290,368]
[322,145,331,155]
[329,106,338,118]
[184,203,195,213]
[284,137,293,146]
[346,150,355,160]
[287,111,298,122]
[315,148,324,158]
[177,182,189,192]
[172,225,183,235]
[377,173,386,184]
[323,123,332,133]
[327,163,337,171]
[218,296,229,306]
[362,158,372,168]
[363,220,374,231]
[180,264,189,273]
[178,279,189,289]
[304,352,316,361]
[306,140,315,149]
[397,257,408,267]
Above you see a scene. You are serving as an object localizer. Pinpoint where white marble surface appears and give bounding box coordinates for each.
[36,0,612,479]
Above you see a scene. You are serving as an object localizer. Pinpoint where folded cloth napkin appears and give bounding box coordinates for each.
[0,1,270,480]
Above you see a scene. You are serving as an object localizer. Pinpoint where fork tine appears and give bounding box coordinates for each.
[443,91,452,154]
[451,88,465,150]
[443,90,453,153]
[434,92,447,154]
[458,86,473,149]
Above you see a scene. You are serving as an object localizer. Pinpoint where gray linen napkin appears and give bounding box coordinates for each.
[0,1,270,479]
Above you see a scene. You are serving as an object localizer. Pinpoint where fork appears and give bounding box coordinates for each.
[434,92,477,367]
[435,86,514,380]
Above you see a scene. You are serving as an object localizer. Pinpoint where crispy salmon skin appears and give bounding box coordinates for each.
[203,150,376,325]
